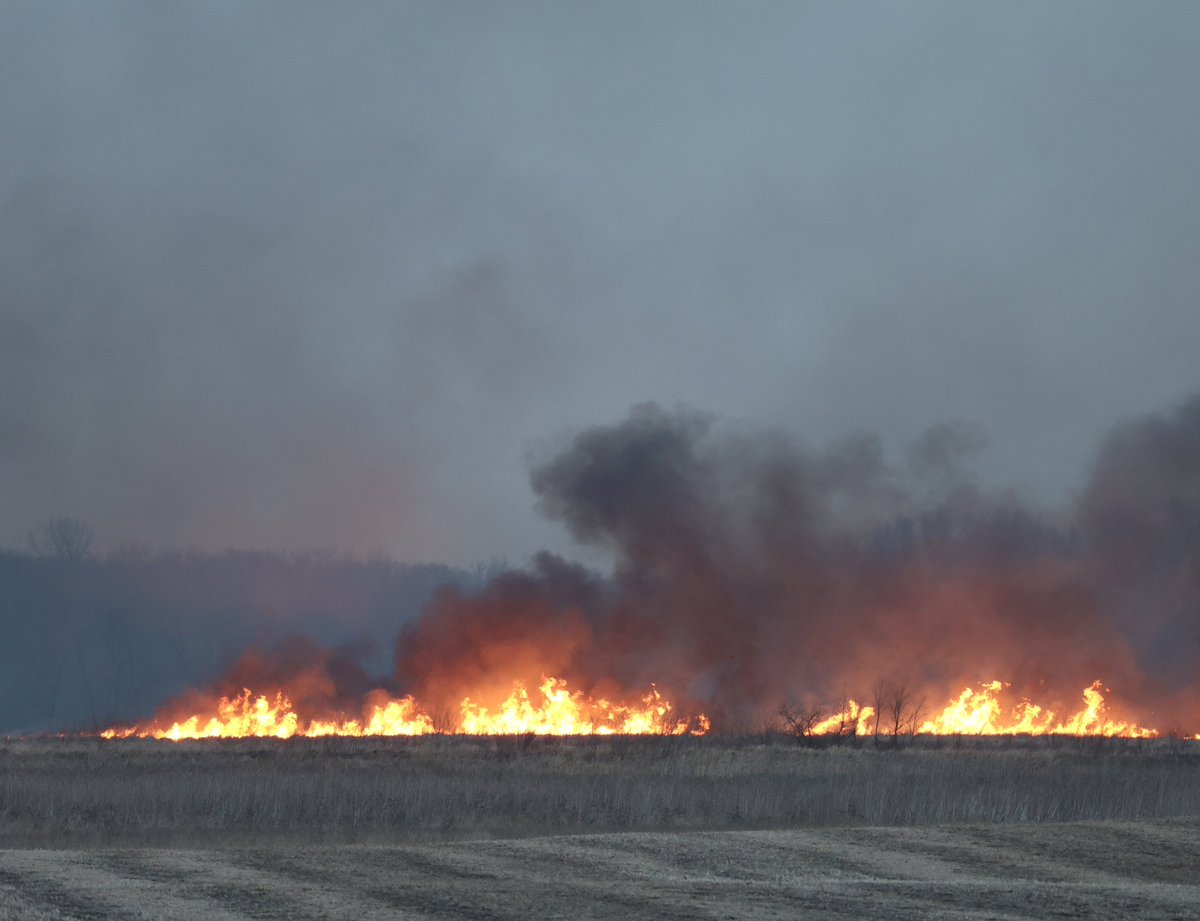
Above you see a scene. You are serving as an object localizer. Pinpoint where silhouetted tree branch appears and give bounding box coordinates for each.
[29,517,94,561]
[778,700,823,745]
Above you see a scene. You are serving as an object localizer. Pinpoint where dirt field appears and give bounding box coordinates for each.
[2,818,1198,920]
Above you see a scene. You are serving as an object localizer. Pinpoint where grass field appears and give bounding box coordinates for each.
[1,736,1198,919]
[2,735,1197,846]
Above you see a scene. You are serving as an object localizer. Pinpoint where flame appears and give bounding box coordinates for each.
[100,676,1172,741]
[101,689,435,740]
[797,680,1162,739]
[915,680,1158,737]
[460,677,702,735]
[101,677,707,740]
[810,700,876,736]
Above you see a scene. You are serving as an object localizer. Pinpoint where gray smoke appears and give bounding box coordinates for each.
[3,3,1200,565]
[394,396,1200,730]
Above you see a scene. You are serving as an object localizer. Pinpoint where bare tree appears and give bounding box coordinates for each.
[873,678,927,745]
[427,703,458,735]
[904,695,928,736]
[778,700,824,745]
[29,517,94,561]
[825,691,865,742]
[871,679,887,741]
[470,556,510,591]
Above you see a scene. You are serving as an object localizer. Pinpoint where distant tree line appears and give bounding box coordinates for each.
[0,520,488,733]
[0,500,1084,736]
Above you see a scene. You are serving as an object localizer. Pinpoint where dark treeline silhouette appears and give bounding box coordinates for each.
[0,546,485,733]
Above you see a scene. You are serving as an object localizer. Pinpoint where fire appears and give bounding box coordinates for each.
[460,677,705,735]
[797,680,1159,738]
[917,680,1157,737]
[100,689,435,740]
[810,700,876,737]
[101,677,708,740]
[101,675,1168,741]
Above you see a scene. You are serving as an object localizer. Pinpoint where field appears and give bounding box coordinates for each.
[1,736,1198,919]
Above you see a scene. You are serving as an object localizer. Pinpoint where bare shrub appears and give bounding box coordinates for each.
[778,700,823,745]
[871,679,927,745]
[28,517,94,561]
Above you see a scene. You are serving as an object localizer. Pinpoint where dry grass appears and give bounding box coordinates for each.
[2,734,1197,848]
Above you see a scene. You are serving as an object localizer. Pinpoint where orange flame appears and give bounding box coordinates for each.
[460,677,704,735]
[100,689,434,740]
[101,677,1172,740]
[792,681,1156,738]
[798,680,1163,739]
[101,677,708,740]
[918,680,1157,737]
[810,700,876,736]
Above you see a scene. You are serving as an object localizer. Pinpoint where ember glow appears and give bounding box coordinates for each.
[101,677,709,740]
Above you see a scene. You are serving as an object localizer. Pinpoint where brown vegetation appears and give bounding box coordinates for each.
[1,735,1197,848]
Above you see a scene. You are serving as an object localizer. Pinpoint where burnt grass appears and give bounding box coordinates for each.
[1,734,1197,848]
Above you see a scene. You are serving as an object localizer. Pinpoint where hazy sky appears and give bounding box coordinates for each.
[3,2,1198,565]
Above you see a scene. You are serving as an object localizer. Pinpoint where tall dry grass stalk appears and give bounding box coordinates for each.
[1,735,1196,847]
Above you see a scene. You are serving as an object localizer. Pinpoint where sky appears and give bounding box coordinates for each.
[2,2,1198,566]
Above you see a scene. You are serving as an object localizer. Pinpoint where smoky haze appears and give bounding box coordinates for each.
[3,3,1200,564]
[388,397,1200,729]
[105,394,1200,737]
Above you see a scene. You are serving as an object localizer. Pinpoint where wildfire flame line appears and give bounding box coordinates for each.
[101,677,711,740]
[100,677,1180,741]
[809,680,1159,739]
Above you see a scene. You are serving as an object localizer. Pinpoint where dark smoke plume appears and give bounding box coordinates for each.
[103,395,1200,734]
[388,397,1199,730]
[1077,394,1200,697]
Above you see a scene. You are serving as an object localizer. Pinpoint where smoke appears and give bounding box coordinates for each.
[386,397,1196,729]
[164,636,379,725]
[105,394,1200,734]
[1080,394,1200,570]
[1077,394,1200,695]
[6,4,1200,568]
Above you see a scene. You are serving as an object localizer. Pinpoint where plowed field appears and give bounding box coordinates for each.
[3,819,1198,920]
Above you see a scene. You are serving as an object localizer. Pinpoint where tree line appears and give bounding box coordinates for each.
[0,519,490,733]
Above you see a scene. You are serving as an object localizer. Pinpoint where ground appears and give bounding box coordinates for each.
[3,818,1198,920]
